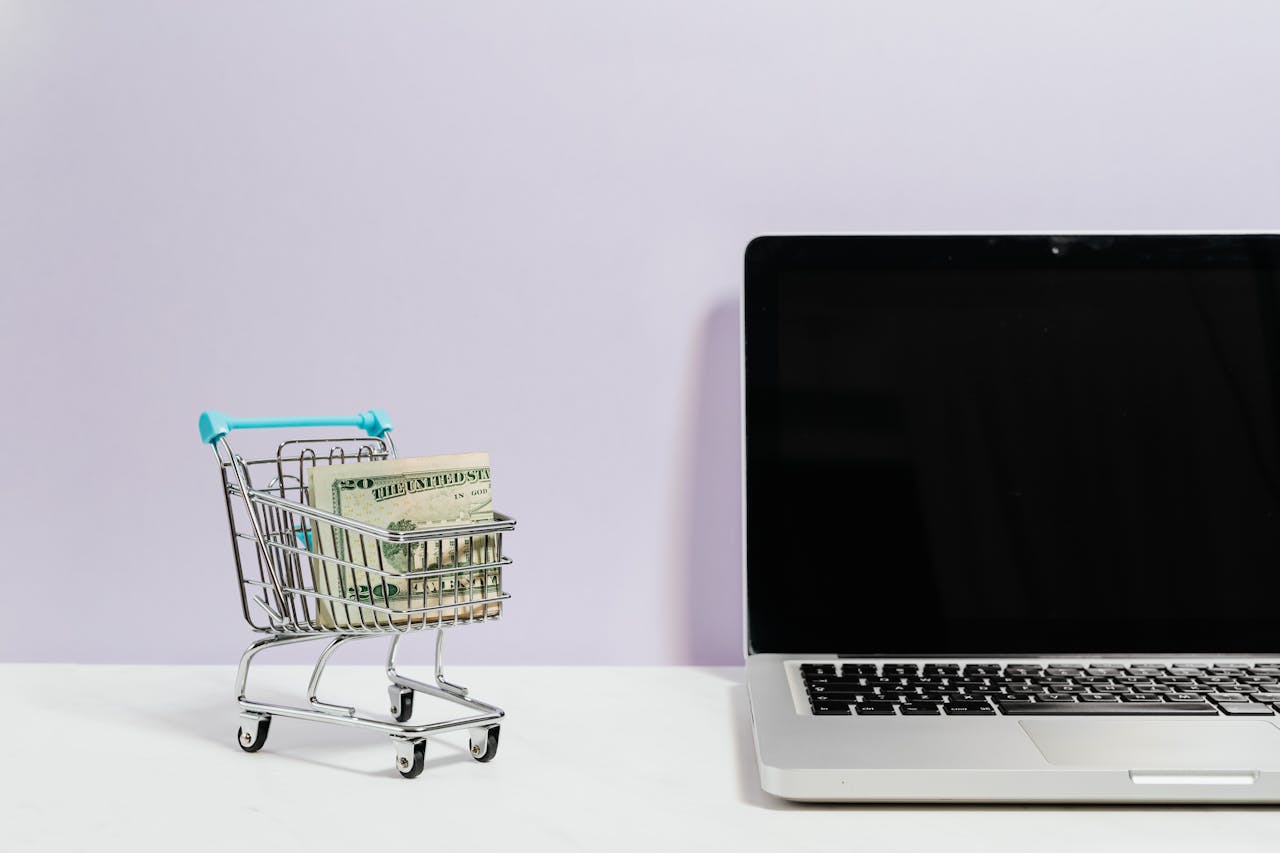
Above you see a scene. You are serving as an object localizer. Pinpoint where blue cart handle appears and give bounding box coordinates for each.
[198,409,393,444]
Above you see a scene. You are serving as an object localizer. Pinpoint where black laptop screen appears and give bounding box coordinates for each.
[744,235,1280,655]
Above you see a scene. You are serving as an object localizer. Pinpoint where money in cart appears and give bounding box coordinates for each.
[198,409,515,778]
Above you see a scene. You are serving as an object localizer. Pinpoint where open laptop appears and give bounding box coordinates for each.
[743,234,1280,802]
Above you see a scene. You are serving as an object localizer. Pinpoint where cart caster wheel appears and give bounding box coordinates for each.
[394,738,427,779]
[470,726,500,762]
[389,685,414,723]
[237,715,271,753]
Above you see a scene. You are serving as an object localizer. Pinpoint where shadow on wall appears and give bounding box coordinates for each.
[682,298,744,665]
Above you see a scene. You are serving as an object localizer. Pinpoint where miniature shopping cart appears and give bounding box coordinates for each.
[199,409,514,778]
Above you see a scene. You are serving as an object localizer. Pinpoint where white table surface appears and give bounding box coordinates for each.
[1,664,1274,851]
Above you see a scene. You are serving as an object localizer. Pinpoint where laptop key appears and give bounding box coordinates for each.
[882,664,918,675]
[807,691,877,702]
[944,704,997,716]
[810,683,877,693]
[801,664,837,676]
[811,702,853,715]
[998,701,1219,715]
[1004,666,1042,676]
[1164,693,1208,703]
[1208,693,1249,703]
[1217,702,1274,716]
[900,703,941,715]
[854,702,897,715]
[842,664,877,676]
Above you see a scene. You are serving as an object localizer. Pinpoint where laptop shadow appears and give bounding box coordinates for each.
[680,297,744,665]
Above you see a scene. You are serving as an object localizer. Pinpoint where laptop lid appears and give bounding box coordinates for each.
[743,234,1280,658]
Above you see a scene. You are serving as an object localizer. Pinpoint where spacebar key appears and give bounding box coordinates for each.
[997,702,1217,715]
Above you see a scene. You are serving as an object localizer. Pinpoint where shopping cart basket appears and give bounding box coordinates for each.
[199,409,515,777]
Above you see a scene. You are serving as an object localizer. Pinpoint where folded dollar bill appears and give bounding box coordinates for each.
[306,452,501,629]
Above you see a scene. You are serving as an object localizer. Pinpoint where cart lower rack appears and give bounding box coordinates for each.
[200,409,516,778]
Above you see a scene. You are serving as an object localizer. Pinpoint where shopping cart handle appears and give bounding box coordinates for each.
[198,410,393,444]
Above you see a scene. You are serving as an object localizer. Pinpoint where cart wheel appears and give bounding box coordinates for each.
[237,715,271,753]
[395,739,427,779]
[470,726,500,763]
[389,685,414,723]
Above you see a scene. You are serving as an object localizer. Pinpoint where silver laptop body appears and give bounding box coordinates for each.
[743,234,1280,802]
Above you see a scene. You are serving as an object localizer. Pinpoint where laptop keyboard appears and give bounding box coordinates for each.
[801,662,1280,716]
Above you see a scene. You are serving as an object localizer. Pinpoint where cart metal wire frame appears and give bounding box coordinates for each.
[199,409,515,778]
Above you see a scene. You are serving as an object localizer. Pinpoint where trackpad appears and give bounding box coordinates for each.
[1020,719,1280,768]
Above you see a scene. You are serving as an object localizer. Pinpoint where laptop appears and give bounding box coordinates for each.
[743,234,1280,802]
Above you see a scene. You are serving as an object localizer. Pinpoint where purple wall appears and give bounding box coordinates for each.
[2,2,1278,664]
